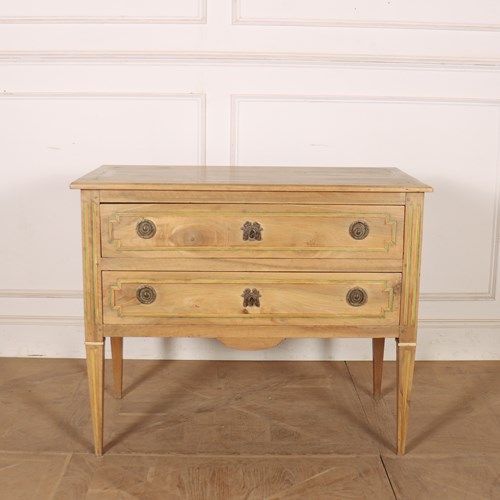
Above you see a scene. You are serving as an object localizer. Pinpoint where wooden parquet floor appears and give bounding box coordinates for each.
[0,358,499,499]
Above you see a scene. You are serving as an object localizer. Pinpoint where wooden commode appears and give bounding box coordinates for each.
[70,165,432,456]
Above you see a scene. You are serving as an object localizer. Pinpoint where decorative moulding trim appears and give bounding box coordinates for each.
[1,290,494,302]
[0,1,207,24]
[230,94,500,301]
[0,90,206,99]
[0,16,206,24]
[421,292,497,301]
[232,0,500,32]
[419,319,500,328]
[0,315,84,326]
[0,289,82,299]
[0,91,207,165]
[1,51,500,69]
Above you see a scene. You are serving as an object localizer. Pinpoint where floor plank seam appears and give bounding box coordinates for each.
[380,455,398,500]
[70,451,382,459]
[48,453,73,500]
[264,465,340,500]
[0,450,72,456]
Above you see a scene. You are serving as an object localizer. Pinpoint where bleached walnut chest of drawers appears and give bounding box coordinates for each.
[70,165,432,456]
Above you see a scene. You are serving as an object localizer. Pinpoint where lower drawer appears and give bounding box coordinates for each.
[102,272,401,326]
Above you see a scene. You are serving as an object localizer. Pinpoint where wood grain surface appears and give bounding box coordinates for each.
[99,257,403,273]
[102,271,401,326]
[100,189,407,205]
[70,165,432,192]
[101,203,404,260]
[102,324,400,339]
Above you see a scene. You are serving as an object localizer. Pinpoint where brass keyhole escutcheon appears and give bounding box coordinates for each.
[346,287,367,307]
[136,285,157,304]
[241,288,262,307]
[136,219,156,239]
[241,221,263,241]
[349,220,369,240]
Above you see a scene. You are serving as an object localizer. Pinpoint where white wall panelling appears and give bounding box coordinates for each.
[231,94,500,304]
[0,0,207,24]
[233,0,500,31]
[1,323,500,361]
[1,1,499,359]
[2,52,500,69]
[0,92,206,323]
[1,0,500,59]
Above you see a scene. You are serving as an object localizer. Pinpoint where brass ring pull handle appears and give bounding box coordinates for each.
[346,287,367,307]
[241,221,263,241]
[136,219,156,239]
[349,220,369,240]
[241,288,261,307]
[136,285,157,304]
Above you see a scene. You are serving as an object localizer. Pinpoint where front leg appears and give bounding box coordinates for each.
[396,341,416,455]
[85,340,105,456]
[396,192,424,455]
[81,189,105,455]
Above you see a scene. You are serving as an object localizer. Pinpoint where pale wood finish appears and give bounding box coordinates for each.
[81,190,105,456]
[395,192,424,454]
[217,337,284,350]
[102,271,401,326]
[70,165,432,192]
[110,337,123,399]
[85,342,104,456]
[100,257,403,272]
[103,324,401,338]
[372,337,385,399]
[399,193,425,343]
[101,203,404,260]
[72,165,430,456]
[80,190,103,343]
[397,343,416,455]
[101,189,406,205]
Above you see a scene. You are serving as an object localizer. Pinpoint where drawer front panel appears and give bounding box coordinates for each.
[101,204,404,259]
[103,272,401,326]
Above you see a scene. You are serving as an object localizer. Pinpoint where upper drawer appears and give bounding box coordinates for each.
[100,204,404,259]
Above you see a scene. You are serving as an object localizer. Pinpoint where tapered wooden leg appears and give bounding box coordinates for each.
[372,338,385,400]
[397,342,416,455]
[85,341,105,456]
[110,337,123,399]
[397,193,424,454]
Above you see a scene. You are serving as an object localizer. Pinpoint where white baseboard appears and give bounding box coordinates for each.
[1,324,499,361]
